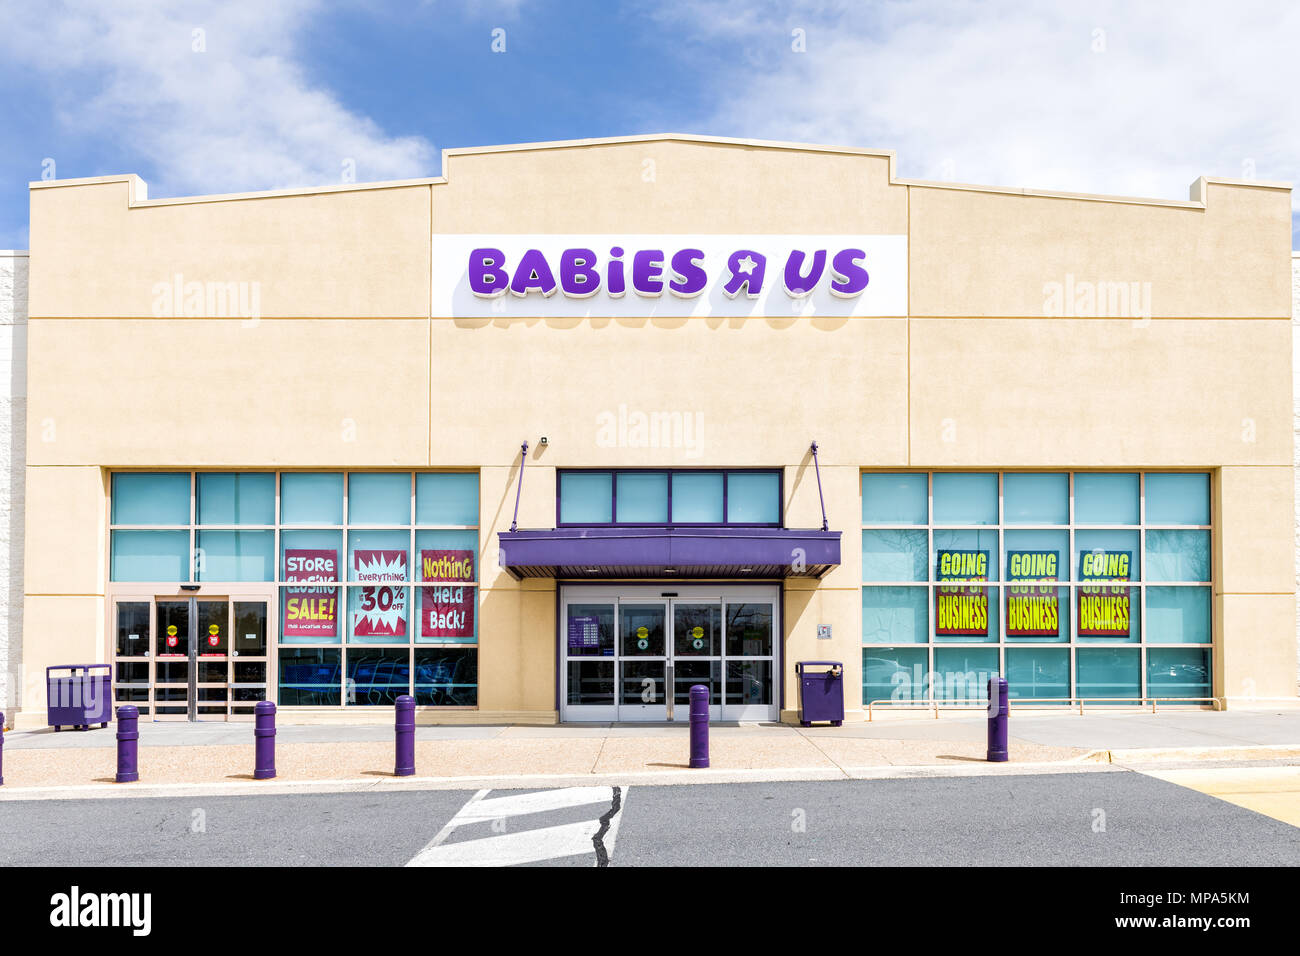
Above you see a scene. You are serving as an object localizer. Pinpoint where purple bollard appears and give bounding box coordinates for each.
[688,684,709,769]
[987,676,1009,762]
[115,705,140,783]
[254,701,277,780]
[395,694,416,777]
[1,710,5,786]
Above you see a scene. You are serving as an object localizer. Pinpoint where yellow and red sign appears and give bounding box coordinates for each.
[1006,550,1060,637]
[935,549,989,636]
[1077,550,1131,637]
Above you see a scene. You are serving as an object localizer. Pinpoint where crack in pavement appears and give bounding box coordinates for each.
[592,786,622,867]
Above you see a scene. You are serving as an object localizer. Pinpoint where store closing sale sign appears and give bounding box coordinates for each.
[1078,550,1131,637]
[935,550,989,636]
[353,549,408,638]
[1006,551,1060,636]
[420,549,475,639]
[284,548,339,639]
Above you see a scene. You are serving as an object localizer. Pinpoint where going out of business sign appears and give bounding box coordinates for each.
[430,235,908,317]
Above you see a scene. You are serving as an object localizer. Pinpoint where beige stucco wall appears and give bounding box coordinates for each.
[15,135,1297,725]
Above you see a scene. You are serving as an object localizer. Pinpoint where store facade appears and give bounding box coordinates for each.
[12,133,1296,728]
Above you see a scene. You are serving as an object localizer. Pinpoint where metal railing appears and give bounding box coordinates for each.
[866,696,1223,720]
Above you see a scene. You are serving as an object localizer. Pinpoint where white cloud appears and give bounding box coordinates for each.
[654,0,1300,213]
[0,0,436,195]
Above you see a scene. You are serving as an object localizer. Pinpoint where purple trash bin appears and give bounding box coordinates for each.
[46,665,113,731]
[796,661,844,727]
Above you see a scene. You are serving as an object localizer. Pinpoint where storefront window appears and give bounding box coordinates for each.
[615,472,669,523]
[196,530,274,582]
[111,530,190,582]
[932,473,998,525]
[727,472,780,523]
[197,472,274,525]
[112,472,191,525]
[861,473,927,525]
[671,472,724,522]
[1003,473,1068,525]
[862,647,927,703]
[558,469,781,526]
[109,471,480,708]
[280,472,344,525]
[860,472,1212,701]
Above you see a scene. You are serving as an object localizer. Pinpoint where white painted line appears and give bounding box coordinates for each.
[409,819,603,867]
[404,788,488,864]
[408,816,605,868]
[455,786,614,823]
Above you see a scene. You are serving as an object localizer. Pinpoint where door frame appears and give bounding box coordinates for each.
[108,584,276,721]
[559,583,781,723]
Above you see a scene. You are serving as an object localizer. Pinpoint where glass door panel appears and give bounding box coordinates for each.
[618,602,667,719]
[114,601,152,715]
[721,599,776,720]
[562,602,617,719]
[156,601,190,660]
[231,600,269,716]
[673,603,721,657]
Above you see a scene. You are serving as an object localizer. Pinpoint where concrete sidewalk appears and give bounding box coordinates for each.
[2,710,1297,796]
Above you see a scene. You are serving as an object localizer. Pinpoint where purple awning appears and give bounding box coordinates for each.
[498,526,840,579]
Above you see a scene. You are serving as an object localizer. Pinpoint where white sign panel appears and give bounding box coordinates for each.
[431,234,907,318]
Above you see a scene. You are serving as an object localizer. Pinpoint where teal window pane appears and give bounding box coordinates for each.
[671,472,724,523]
[1006,648,1070,700]
[416,473,479,525]
[112,473,190,525]
[196,473,274,525]
[1146,587,1211,644]
[932,473,997,525]
[560,472,612,524]
[1075,648,1140,698]
[110,530,190,582]
[862,647,928,704]
[415,529,479,644]
[1145,473,1209,525]
[1145,530,1210,582]
[1147,648,1211,699]
[933,529,1000,580]
[1074,473,1138,524]
[727,472,779,524]
[861,473,927,525]
[616,472,668,523]
[932,648,999,701]
[1004,529,1069,582]
[861,586,928,644]
[1075,529,1140,581]
[281,473,343,525]
[1003,473,1068,525]
[861,529,928,582]
[197,530,274,582]
[348,473,411,525]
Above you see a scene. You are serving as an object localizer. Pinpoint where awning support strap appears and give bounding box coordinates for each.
[509,441,529,532]
[811,440,828,532]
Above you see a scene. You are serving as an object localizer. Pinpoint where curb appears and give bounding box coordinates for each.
[0,759,1125,801]
[1078,743,1300,764]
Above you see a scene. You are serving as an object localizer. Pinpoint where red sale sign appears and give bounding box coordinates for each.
[283,548,339,639]
[353,549,408,638]
[420,549,475,639]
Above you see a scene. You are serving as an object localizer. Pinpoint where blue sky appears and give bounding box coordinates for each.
[1,0,1297,249]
